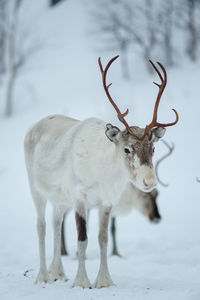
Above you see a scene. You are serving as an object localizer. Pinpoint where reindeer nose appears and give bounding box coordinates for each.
[143,178,157,189]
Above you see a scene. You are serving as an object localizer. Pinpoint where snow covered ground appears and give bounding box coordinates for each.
[0,1,200,299]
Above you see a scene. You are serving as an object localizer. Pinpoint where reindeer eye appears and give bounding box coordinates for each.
[124,148,130,154]
[153,147,155,153]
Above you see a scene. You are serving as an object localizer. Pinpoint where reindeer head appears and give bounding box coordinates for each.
[99,56,179,192]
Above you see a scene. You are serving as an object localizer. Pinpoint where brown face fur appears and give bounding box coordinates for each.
[122,126,155,168]
[121,126,156,191]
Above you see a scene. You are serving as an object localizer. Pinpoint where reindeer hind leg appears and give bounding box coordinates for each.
[32,190,51,284]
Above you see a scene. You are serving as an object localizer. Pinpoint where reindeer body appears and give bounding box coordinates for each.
[25,115,133,210]
[24,114,160,287]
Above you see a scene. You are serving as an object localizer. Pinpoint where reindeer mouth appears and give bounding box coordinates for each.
[143,179,156,191]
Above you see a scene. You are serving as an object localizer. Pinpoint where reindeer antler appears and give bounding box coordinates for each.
[98,56,179,141]
[98,55,141,140]
[141,61,179,140]
[155,140,175,187]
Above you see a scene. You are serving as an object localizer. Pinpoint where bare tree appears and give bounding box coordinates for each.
[156,0,175,66]
[173,0,200,61]
[89,0,200,70]
[89,0,160,74]
[4,0,22,116]
[186,0,200,60]
[89,0,133,79]
[163,1,174,66]
[144,0,156,61]
[2,0,42,117]
[121,0,158,72]
[0,0,7,77]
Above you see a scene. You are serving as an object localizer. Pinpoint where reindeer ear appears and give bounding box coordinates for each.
[151,127,166,142]
[105,123,121,143]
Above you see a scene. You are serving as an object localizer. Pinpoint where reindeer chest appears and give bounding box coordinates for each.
[89,167,127,207]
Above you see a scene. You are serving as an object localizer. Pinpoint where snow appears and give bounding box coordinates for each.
[0,1,200,299]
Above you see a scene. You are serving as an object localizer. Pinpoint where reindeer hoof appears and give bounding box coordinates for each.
[72,272,92,288]
[93,275,115,289]
[35,272,53,284]
[72,278,92,289]
[48,267,68,282]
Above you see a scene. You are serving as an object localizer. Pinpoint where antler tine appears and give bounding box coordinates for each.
[98,57,104,75]
[150,61,166,88]
[147,60,167,128]
[98,55,128,119]
[140,60,179,140]
[155,140,175,187]
[98,56,140,138]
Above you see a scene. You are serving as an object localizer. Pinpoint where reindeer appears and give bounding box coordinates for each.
[61,140,174,257]
[24,55,178,288]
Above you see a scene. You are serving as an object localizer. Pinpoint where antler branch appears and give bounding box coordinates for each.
[155,140,175,187]
[142,61,179,139]
[98,56,139,139]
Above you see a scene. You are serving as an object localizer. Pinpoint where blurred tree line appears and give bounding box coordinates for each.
[0,0,63,117]
[89,0,200,78]
[0,0,42,117]
[0,0,199,116]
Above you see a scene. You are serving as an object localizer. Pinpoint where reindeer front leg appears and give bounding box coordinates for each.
[72,203,91,288]
[93,206,115,288]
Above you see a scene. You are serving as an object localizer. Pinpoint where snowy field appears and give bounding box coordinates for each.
[0,1,200,299]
